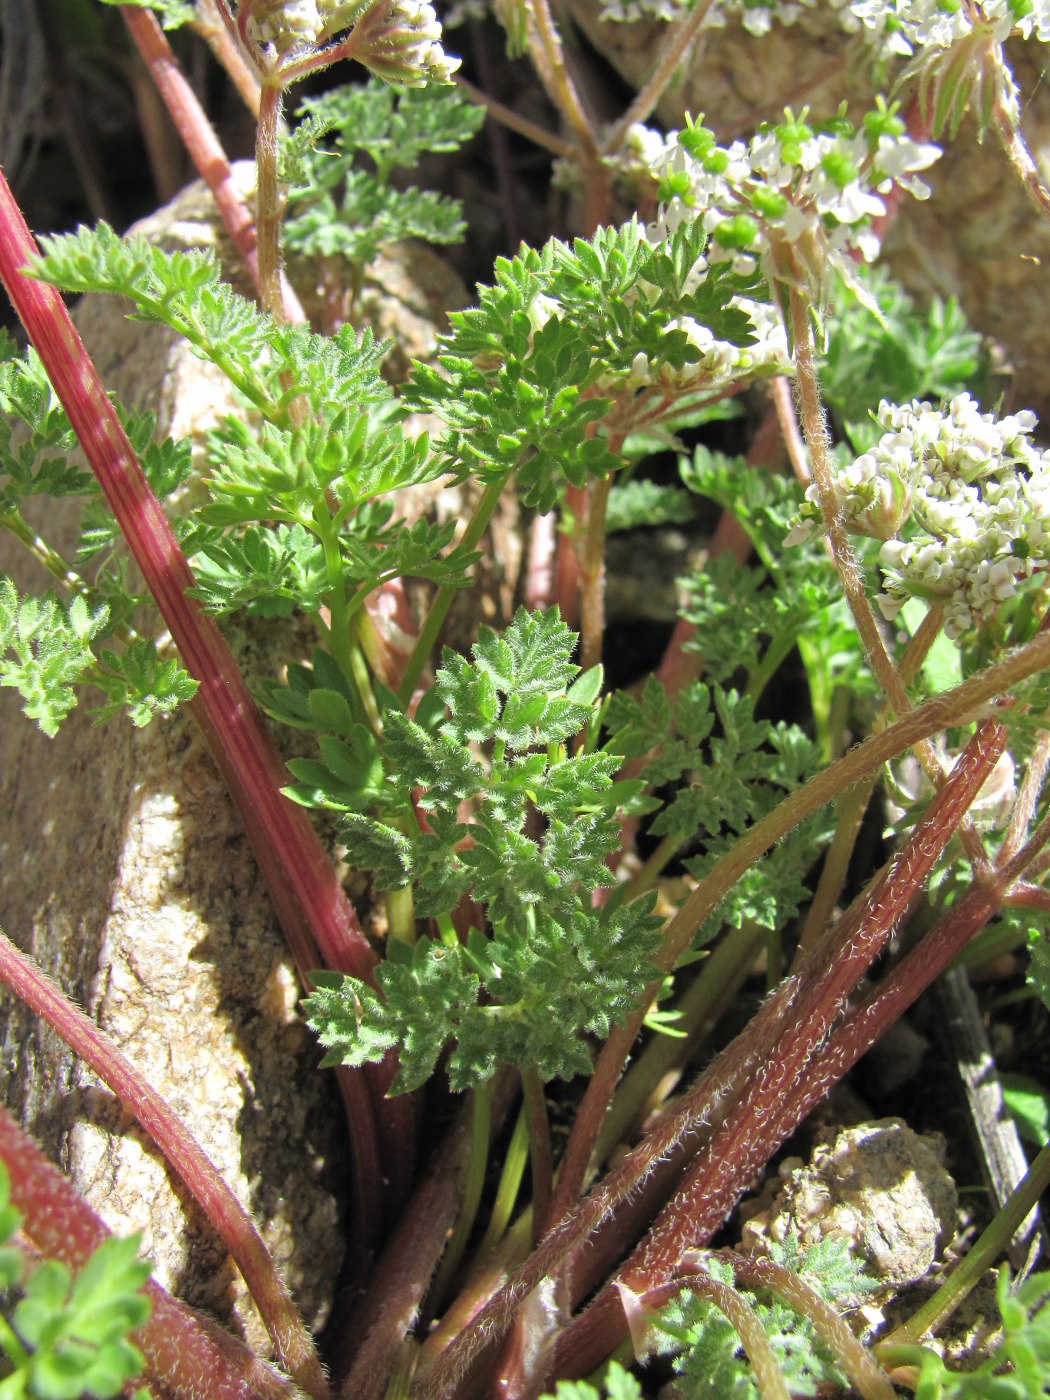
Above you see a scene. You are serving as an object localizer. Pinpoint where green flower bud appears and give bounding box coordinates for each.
[711,214,760,249]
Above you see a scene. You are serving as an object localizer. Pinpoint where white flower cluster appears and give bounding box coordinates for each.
[242,0,460,81]
[353,0,461,83]
[846,0,1050,59]
[788,394,1050,638]
[622,295,792,390]
[598,0,1050,71]
[597,0,808,30]
[245,0,346,49]
[645,112,939,294]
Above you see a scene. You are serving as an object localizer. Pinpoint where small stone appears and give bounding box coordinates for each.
[740,1118,958,1305]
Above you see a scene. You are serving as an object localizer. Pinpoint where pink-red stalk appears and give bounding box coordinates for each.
[0,1107,301,1400]
[544,720,1006,1385]
[0,927,329,1400]
[0,167,397,1240]
[120,6,305,325]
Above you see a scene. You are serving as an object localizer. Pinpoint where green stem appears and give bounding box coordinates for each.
[794,777,875,961]
[522,0,597,156]
[717,1253,896,1400]
[789,287,988,873]
[0,508,138,646]
[992,77,1050,228]
[522,1067,553,1241]
[386,884,417,944]
[428,1082,493,1314]
[746,625,803,706]
[0,1311,28,1369]
[883,1142,1050,1349]
[579,474,612,673]
[397,475,508,703]
[476,1107,530,1261]
[675,1271,791,1400]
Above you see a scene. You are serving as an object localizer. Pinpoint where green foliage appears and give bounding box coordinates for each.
[0,346,94,512]
[90,640,199,727]
[0,1162,151,1400]
[678,443,878,745]
[182,407,468,622]
[605,677,831,942]
[408,220,760,512]
[28,226,391,431]
[0,581,107,737]
[282,80,484,270]
[606,479,695,534]
[894,1268,1050,1398]
[653,1239,877,1399]
[1027,927,1050,1018]
[96,0,193,26]
[301,607,662,1091]
[540,1360,644,1400]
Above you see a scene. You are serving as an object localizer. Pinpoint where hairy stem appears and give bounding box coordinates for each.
[545,721,1005,1384]
[601,0,719,154]
[542,629,1050,1231]
[119,6,309,322]
[397,474,508,703]
[412,710,1020,1397]
[0,1108,301,1400]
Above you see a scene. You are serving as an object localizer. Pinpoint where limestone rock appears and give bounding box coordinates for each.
[740,1118,958,1303]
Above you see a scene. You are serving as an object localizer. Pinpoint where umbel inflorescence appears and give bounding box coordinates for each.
[787,394,1050,638]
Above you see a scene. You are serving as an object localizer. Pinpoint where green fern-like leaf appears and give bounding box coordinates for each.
[301,608,661,1089]
[0,581,108,736]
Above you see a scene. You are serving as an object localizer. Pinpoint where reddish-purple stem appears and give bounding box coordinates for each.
[0,928,329,1400]
[0,1107,301,1400]
[0,172,374,985]
[0,167,394,1239]
[546,720,1006,1383]
[121,8,260,291]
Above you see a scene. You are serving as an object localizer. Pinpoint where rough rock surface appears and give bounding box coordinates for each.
[0,171,467,1352]
[740,1118,958,1303]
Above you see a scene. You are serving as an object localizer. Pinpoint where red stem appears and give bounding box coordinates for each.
[546,720,1007,1383]
[0,172,372,981]
[120,7,306,324]
[0,1107,301,1400]
[121,8,258,289]
[0,166,394,1235]
[0,929,330,1398]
